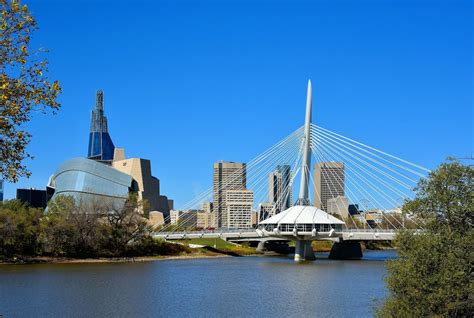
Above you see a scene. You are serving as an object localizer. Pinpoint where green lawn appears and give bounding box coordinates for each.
[175,238,235,249]
[172,238,257,255]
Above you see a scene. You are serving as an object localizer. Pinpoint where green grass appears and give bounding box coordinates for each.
[173,238,257,255]
[175,238,235,249]
[311,240,334,252]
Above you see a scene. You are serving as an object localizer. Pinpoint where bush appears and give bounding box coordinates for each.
[0,200,43,256]
[377,160,473,317]
[124,237,190,257]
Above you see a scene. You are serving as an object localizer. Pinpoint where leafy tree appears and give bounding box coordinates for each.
[1,0,61,182]
[0,199,42,256]
[0,195,190,260]
[43,196,107,257]
[403,159,473,233]
[378,159,474,317]
[102,193,152,255]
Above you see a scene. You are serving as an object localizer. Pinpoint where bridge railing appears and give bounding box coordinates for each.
[153,228,257,236]
[342,229,398,233]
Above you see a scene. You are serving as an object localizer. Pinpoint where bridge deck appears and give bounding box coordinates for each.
[152,229,397,241]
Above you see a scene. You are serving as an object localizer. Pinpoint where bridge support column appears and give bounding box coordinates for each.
[256,241,266,253]
[294,240,315,261]
[328,240,363,260]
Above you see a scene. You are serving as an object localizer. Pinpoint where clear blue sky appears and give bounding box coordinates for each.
[4,0,473,205]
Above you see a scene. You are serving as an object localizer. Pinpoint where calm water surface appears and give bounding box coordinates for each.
[0,250,395,318]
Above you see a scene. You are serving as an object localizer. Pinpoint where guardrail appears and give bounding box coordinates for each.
[154,228,402,236]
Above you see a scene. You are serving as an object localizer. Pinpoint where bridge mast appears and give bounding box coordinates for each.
[296,80,312,205]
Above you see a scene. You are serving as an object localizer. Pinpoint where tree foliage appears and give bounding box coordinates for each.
[403,159,473,233]
[378,159,474,317]
[0,195,189,260]
[0,199,42,255]
[1,0,61,182]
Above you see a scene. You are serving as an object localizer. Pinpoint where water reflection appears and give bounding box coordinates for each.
[0,250,395,317]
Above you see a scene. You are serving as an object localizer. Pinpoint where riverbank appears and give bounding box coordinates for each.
[0,251,237,265]
[0,240,396,265]
[0,242,263,265]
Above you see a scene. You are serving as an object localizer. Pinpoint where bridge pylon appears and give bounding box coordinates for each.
[259,80,345,262]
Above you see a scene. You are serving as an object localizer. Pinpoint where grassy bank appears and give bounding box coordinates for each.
[0,252,233,265]
[311,240,395,252]
[176,238,258,256]
[311,240,333,252]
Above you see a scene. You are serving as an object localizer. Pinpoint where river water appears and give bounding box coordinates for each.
[0,250,395,317]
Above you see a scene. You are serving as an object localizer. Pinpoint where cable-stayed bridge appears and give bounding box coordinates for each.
[153,80,428,261]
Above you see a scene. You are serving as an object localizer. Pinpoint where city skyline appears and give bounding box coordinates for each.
[1,2,471,317]
[3,0,472,208]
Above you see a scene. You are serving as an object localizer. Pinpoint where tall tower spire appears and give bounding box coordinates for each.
[96,90,104,111]
[87,90,115,161]
[296,80,312,205]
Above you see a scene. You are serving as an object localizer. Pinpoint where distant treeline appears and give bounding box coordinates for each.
[0,195,189,261]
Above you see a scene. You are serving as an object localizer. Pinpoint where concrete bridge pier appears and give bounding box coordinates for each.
[256,241,266,253]
[328,240,363,260]
[294,240,316,261]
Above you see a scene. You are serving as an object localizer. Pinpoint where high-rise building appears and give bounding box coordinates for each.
[327,195,349,219]
[258,202,275,222]
[202,202,216,228]
[225,189,254,229]
[213,161,246,228]
[0,180,3,202]
[314,162,345,211]
[88,90,115,161]
[170,210,180,225]
[170,209,198,228]
[268,165,292,213]
[251,211,258,227]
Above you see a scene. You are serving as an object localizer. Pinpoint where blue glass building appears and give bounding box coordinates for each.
[87,90,115,161]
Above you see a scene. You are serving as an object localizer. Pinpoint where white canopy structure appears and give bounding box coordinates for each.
[260,205,345,226]
[259,205,344,242]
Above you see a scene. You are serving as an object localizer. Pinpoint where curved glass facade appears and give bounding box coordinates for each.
[50,158,132,208]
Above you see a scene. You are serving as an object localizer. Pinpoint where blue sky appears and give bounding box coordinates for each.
[4,0,473,205]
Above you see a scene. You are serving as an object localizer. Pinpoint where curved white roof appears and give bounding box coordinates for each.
[260,205,345,225]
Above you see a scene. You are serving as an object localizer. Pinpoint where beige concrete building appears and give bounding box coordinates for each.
[111,148,171,216]
[225,189,254,229]
[327,195,349,219]
[148,211,165,227]
[170,209,198,228]
[170,210,180,225]
[196,211,209,229]
[365,210,383,224]
[251,211,258,227]
[314,162,345,211]
[213,161,246,228]
[201,202,216,228]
